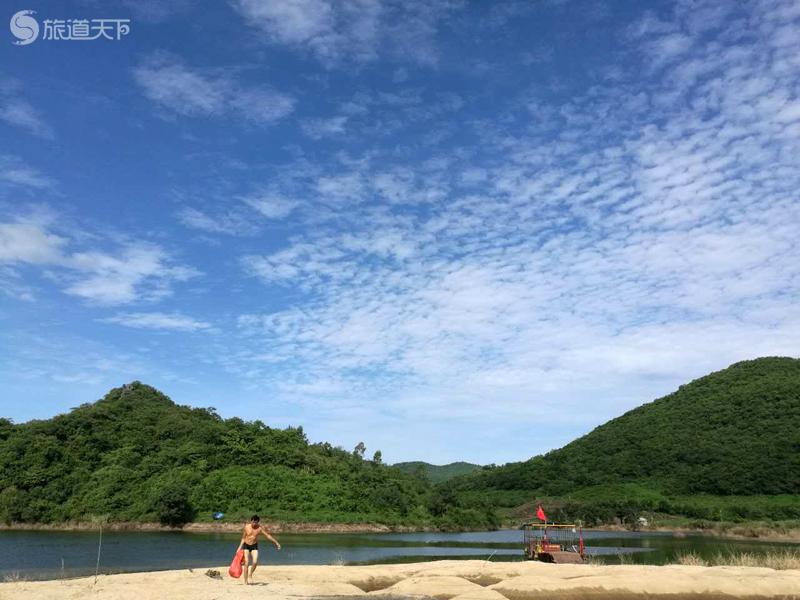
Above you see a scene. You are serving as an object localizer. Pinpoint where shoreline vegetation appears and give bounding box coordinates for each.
[2,520,799,542]
[0,520,430,534]
[3,559,800,598]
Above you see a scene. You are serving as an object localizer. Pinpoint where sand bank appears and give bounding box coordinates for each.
[2,560,799,600]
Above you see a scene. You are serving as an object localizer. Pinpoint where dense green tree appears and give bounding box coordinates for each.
[0,382,496,529]
[149,479,195,526]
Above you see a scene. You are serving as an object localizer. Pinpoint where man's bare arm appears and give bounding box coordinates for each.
[260,528,281,549]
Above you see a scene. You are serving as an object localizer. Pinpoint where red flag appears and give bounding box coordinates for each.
[536,505,547,522]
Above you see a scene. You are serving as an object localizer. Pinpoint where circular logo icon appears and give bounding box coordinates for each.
[10,10,39,45]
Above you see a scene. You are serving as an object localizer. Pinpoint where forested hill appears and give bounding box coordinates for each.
[0,382,496,528]
[3,359,798,529]
[451,357,800,507]
[393,461,482,483]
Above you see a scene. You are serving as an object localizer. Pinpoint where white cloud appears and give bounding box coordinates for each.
[102,312,211,332]
[5,0,798,464]
[176,206,260,235]
[316,172,365,203]
[646,32,694,68]
[0,80,52,138]
[301,115,349,139]
[240,194,299,219]
[0,219,198,305]
[0,222,65,264]
[231,88,296,124]
[133,57,227,116]
[176,191,299,237]
[65,245,197,305]
[231,0,459,66]
[307,88,465,140]
[0,156,55,190]
[230,0,800,460]
[132,53,294,124]
[236,0,335,45]
[0,266,35,301]
[177,206,229,233]
[0,100,53,139]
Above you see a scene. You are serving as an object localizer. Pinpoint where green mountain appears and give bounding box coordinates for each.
[3,359,798,529]
[449,357,800,523]
[0,382,497,529]
[393,461,482,483]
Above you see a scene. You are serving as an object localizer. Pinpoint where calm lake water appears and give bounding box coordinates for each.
[1,528,798,580]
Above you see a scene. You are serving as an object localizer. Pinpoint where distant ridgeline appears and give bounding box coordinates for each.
[0,383,498,528]
[393,461,482,484]
[445,357,800,525]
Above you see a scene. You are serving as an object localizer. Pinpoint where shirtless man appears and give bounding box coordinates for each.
[237,515,281,585]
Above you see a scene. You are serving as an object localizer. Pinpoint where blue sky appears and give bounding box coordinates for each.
[1,0,799,465]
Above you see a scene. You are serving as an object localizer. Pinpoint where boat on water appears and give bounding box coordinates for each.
[522,522,586,563]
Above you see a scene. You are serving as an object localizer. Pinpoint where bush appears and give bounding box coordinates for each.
[150,480,196,526]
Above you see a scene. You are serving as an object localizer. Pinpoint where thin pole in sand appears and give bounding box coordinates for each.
[94,525,103,585]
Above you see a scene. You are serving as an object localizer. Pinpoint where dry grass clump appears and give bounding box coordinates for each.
[675,548,800,570]
[580,553,604,566]
[675,551,707,566]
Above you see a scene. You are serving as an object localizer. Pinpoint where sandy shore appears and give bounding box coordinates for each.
[2,560,799,600]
